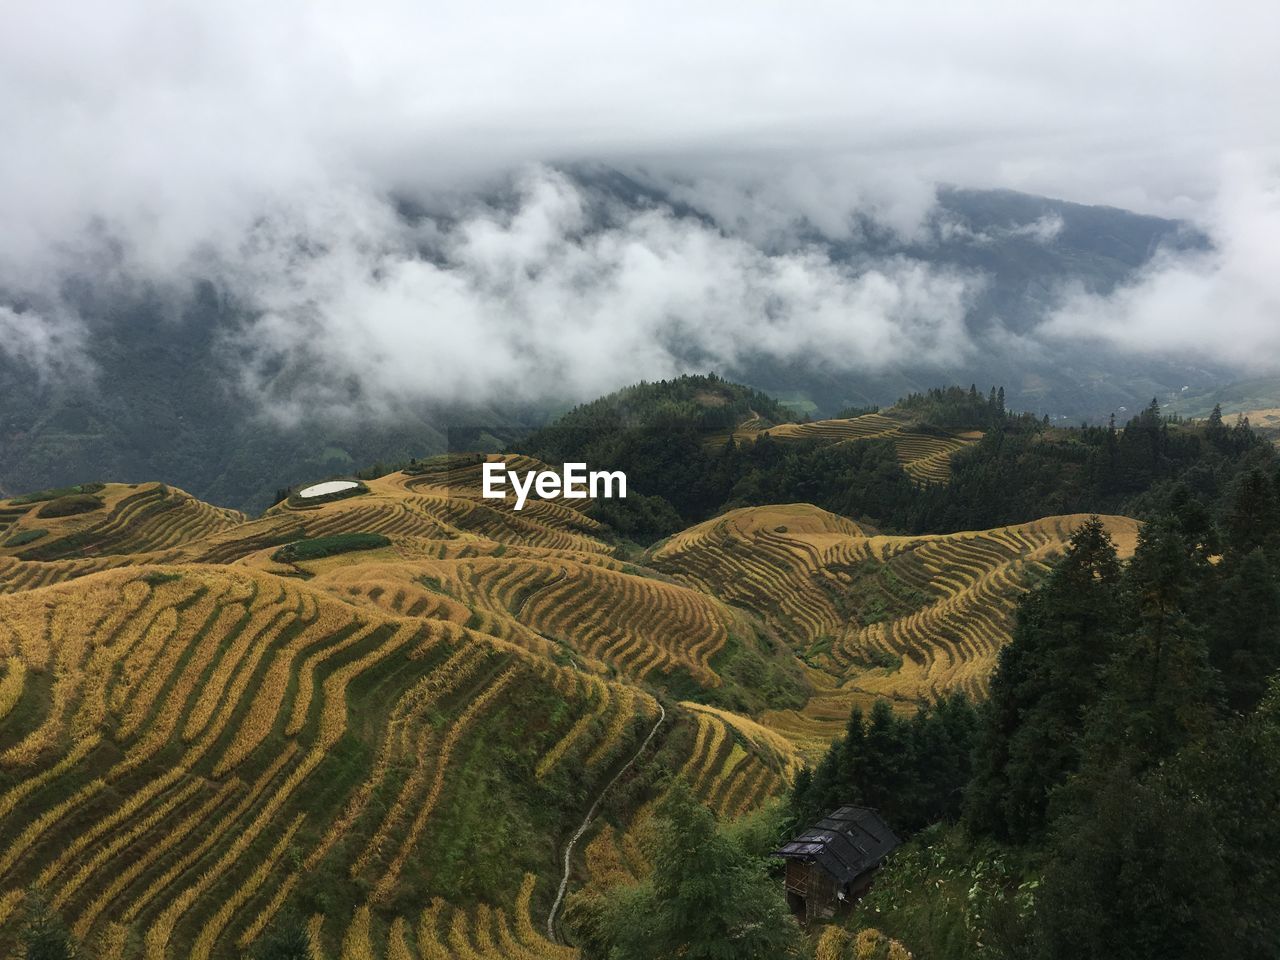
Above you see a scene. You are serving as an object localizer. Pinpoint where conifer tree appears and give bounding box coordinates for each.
[966,518,1123,841]
[1086,520,1217,769]
[575,782,798,960]
[18,888,76,960]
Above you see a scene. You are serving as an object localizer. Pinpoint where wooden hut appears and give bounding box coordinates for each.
[772,806,901,920]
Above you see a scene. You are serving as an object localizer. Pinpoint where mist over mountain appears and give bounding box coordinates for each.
[3,3,1278,511]
[0,170,1229,511]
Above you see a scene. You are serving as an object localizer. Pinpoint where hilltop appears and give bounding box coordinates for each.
[524,379,1264,544]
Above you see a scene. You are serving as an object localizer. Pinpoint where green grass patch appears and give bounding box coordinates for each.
[843,825,1041,960]
[35,493,105,518]
[2,528,47,547]
[271,532,391,564]
[9,482,105,505]
[802,635,835,665]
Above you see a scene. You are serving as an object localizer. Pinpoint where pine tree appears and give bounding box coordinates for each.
[18,888,76,960]
[1037,766,1230,960]
[1225,468,1279,556]
[1087,520,1217,771]
[789,765,814,826]
[1207,547,1280,712]
[1206,402,1228,448]
[966,518,1123,842]
[590,782,800,960]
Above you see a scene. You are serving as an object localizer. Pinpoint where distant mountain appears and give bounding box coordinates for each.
[729,185,1223,419]
[0,178,1235,511]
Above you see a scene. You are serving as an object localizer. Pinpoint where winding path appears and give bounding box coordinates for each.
[546,701,667,942]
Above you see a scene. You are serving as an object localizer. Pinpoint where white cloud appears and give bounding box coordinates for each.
[0,306,90,380]
[0,1,1277,398]
[221,167,981,422]
[1043,159,1280,368]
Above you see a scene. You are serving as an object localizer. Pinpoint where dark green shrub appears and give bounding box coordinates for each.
[143,571,183,585]
[36,494,105,518]
[11,482,105,505]
[271,532,390,563]
[3,528,47,547]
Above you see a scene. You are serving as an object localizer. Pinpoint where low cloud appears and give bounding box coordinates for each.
[1,2,1277,410]
[0,306,90,382]
[1043,160,1280,369]
[219,167,982,422]
[935,211,1065,247]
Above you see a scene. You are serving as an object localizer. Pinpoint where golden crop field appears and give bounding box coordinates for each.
[0,483,244,562]
[0,456,1144,954]
[759,412,980,484]
[0,564,673,957]
[0,468,798,957]
[650,503,1140,751]
[707,408,980,484]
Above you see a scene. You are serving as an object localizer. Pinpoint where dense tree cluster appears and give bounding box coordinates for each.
[526,377,1272,546]
[907,397,1268,533]
[567,783,799,960]
[895,384,1007,429]
[791,696,979,835]
[789,458,1280,959]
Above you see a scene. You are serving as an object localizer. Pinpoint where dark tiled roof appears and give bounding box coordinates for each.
[773,806,901,885]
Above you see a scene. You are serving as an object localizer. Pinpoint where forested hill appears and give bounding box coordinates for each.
[522,373,793,452]
[526,378,1274,545]
[786,456,1280,960]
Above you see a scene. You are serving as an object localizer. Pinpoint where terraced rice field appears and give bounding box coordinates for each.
[0,565,664,957]
[702,413,773,450]
[0,469,798,957]
[0,483,244,561]
[757,412,979,484]
[650,505,869,644]
[759,411,908,444]
[576,703,801,901]
[0,457,1146,953]
[652,504,1140,748]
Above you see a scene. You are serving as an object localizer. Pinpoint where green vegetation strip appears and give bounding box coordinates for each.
[8,482,105,506]
[3,529,47,547]
[36,494,106,518]
[271,532,391,563]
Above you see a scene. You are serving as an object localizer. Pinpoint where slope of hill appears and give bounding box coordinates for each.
[648,504,1139,753]
[0,443,1155,955]
[748,410,981,484]
[0,461,806,956]
[0,564,659,957]
[0,482,244,561]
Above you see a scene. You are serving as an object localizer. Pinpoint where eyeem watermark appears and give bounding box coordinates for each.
[482,462,626,510]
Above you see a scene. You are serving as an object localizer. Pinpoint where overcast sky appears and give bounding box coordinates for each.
[2,1,1277,412]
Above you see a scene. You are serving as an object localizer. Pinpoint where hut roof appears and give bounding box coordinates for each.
[773,806,901,885]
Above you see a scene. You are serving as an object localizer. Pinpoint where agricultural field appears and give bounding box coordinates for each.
[0,461,794,957]
[722,409,981,484]
[0,452,1143,954]
[0,483,244,561]
[650,504,1139,753]
[0,565,668,957]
